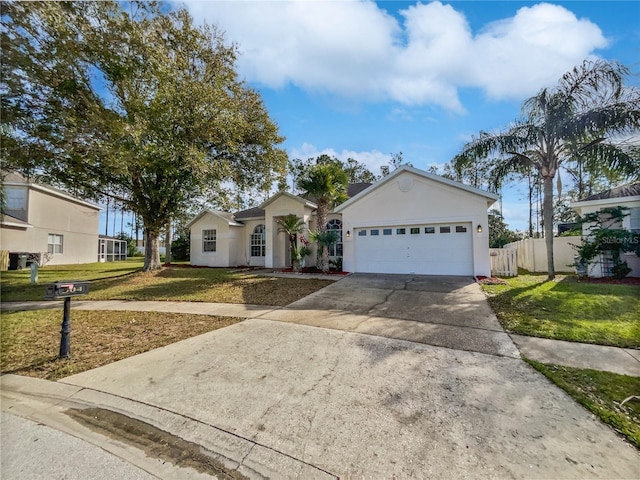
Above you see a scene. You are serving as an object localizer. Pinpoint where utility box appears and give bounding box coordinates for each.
[44,281,90,300]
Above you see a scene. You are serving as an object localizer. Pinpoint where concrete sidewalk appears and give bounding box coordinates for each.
[2,299,638,375]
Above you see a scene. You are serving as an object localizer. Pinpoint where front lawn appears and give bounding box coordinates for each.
[1,263,334,305]
[528,360,640,449]
[481,273,640,348]
[0,309,242,380]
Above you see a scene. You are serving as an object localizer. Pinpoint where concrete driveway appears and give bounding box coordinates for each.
[260,273,519,357]
[55,274,640,478]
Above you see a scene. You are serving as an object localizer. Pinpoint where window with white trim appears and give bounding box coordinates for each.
[250,224,266,256]
[202,229,217,252]
[48,234,63,254]
[630,208,640,233]
[326,219,343,256]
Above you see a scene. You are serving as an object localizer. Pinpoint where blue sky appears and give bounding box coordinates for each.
[100,1,640,236]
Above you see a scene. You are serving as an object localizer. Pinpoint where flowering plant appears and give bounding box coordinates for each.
[292,235,312,261]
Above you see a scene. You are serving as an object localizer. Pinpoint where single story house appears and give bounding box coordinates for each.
[571,182,640,277]
[188,166,498,277]
[1,172,100,266]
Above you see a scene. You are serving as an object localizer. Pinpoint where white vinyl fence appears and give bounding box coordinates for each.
[489,248,518,277]
[503,236,582,273]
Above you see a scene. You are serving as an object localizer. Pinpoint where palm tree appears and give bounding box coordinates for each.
[454,59,640,279]
[298,163,348,272]
[276,214,305,269]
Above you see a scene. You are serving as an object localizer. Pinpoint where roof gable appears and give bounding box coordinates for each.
[259,191,317,209]
[186,209,243,228]
[334,166,498,212]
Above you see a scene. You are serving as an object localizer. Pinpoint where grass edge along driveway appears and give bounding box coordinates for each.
[527,359,640,450]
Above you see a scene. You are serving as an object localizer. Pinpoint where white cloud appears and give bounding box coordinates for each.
[182,1,607,111]
[290,143,391,172]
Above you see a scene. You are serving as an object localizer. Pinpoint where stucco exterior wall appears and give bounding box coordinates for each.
[339,171,493,276]
[264,195,314,268]
[189,213,233,267]
[1,187,99,265]
[228,226,243,266]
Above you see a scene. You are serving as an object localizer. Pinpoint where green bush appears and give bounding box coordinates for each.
[172,235,190,261]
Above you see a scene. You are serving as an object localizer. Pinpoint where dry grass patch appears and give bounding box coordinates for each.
[1,309,242,380]
[86,269,333,305]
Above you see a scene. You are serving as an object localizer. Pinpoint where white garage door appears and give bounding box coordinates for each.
[354,223,473,275]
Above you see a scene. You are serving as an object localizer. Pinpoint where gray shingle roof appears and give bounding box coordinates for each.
[578,182,640,201]
[235,183,372,219]
[234,206,265,220]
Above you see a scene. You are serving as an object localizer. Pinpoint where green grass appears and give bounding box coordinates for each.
[481,273,640,348]
[1,259,144,302]
[1,261,334,306]
[527,360,640,449]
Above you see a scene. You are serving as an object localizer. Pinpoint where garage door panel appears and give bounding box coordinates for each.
[354,223,473,276]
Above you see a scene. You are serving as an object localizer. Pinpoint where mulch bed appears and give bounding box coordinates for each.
[279,267,349,275]
[476,276,508,285]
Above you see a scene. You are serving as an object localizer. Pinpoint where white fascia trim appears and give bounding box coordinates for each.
[571,195,640,210]
[335,165,499,213]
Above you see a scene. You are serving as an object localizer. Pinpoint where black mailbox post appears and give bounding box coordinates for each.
[44,281,90,358]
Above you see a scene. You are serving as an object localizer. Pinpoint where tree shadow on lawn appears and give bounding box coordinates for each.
[84,268,330,306]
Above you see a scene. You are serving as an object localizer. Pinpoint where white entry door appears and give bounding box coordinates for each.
[354,223,473,275]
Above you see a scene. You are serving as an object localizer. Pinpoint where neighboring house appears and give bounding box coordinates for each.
[571,182,640,278]
[1,172,100,266]
[188,166,498,277]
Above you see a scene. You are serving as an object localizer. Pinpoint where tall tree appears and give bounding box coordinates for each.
[290,154,377,191]
[297,163,348,273]
[1,1,287,271]
[488,209,521,248]
[453,60,640,279]
[380,152,412,177]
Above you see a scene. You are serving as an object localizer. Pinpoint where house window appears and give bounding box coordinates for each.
[440,226,451,233]
[425,227,435,234]
[370,229,379,236]
[47,234,63,254]
[456,225,467,233]
[250,224,265,257]
[410,227,420,234]
[202,229,217,252]
[383,228,392,235]
[358,230,366,236]
[326,219,343,257]
[396,228,406,235]
[630,208,640,233]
